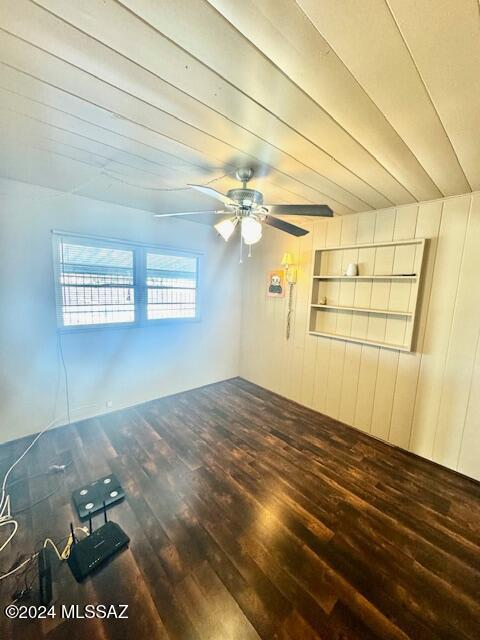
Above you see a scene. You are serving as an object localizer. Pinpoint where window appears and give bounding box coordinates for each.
[57,241,135,326]
[53,233,199,329]
[146,252,197,320]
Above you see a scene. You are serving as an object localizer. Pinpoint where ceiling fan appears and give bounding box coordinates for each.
[153,168,333,245]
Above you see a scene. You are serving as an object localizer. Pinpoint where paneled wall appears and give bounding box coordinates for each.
[240,193,480,481]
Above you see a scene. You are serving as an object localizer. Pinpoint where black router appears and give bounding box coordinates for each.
[72,473,125,520]
[67,503,130,582]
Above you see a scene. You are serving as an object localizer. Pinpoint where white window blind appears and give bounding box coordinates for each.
[146,252,197,320]
[54,233,199,329]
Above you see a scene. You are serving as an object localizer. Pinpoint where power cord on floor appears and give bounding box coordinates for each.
[1,529,89,582]
[9,461,73,517]
[0,418,65,554]
[0,279,74,593]
[43,526,88,562]
[0,330,72,555]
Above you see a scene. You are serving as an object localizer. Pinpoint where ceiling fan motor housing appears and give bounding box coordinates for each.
[227,188,264,207]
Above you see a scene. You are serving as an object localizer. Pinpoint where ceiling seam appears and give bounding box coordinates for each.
[111,0,403,202]
[0,42,356,213]
[0,173,218,224]
[118,0,415,201]
[0,94,215,180]
[0,86,252,199]
[33,0,394,208]
[0,64,224,168]
[11,135,110,170]
[293,0,445,197]
[0,37,362,212]
[0,70,364,213]
[384,0,472,192]
[204,0,441,201]
[4,124,193,184]
[0,66,238,178]
[27,0,382,209]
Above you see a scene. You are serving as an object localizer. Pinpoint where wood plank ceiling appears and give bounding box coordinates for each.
[0,0,478,219]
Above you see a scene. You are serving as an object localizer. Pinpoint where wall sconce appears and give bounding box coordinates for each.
[281,252,297,339]
[281,252,297,284]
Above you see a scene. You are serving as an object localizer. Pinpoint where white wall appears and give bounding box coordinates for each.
[241,193,480,482]
[0,178,241,443]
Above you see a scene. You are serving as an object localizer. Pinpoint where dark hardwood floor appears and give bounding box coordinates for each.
[1,378,479,639]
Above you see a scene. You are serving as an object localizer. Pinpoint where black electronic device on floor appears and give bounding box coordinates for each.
[72,473,125,520]
[67,504,130,582]
[38,547,53,605]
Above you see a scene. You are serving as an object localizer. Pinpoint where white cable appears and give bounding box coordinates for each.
[0,500,17,554]
[43,537,64,561]
[0,314,71,554]
[0,416,63,514]
[0,554,37,582]
[0,238,72,555]
[0,524,89,581]
[0,416,66,554]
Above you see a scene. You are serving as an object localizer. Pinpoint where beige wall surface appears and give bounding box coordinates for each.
[0,178,241,444]
[241,193,480,481]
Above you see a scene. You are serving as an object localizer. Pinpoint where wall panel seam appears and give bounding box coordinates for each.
[430,195,473,461]
[407,201,444,451]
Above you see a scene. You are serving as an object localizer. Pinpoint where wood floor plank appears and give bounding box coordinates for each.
[1,378,479,639]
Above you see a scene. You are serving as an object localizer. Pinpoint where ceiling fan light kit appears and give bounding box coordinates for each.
[154,168,334,252]
[214,217,238,241]
[240,216,262,245]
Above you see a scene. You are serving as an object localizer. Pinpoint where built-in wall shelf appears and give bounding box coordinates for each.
[313,275,417,280]
[309,238,426,352]
[309,331,410,352]
[310,304,413,317]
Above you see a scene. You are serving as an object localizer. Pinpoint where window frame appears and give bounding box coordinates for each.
[52,231,202,333]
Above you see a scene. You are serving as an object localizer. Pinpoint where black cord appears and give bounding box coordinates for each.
[9,533,71,602]
[9,460,73,517]
[6,460,73,490]
[12,484,64,516]
[4,531,70,593]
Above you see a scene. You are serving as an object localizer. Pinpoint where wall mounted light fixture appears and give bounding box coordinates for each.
[281,252,297,284]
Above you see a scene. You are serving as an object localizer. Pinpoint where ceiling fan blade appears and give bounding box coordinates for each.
[267,204,333,217]
[264,215,309,237]
[153,210,226,217]
[188,184,237,207]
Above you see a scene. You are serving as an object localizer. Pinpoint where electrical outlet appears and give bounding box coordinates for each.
[106,400,113,409]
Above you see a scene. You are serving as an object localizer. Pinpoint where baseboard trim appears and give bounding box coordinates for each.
[0,376,242,449]
[236,376,480,487]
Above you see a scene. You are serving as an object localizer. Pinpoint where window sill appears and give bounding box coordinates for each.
[58,316,201,334]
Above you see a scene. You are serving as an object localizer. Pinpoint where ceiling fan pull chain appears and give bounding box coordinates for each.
[239,231,244,264]
[248,244,252,258]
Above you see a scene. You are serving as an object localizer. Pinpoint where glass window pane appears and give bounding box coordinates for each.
[59,242,135,326]
[146,252,197,320]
